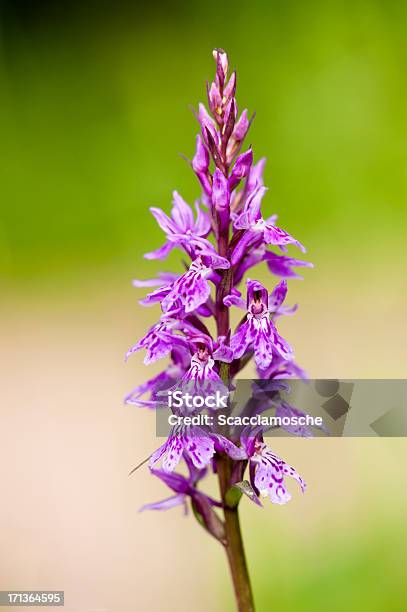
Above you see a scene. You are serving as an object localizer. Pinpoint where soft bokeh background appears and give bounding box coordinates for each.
[1,1,407,610]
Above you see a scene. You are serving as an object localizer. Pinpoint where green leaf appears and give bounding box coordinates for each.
[229,480,262,507]
[225,484,243,508]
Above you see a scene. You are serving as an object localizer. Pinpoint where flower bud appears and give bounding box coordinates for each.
[192,135,209,174]
[212,48,228,88]
[226,109,252,164]
[229,148,253,190]
[198,103,218,145]
[222,98,236,148]
[212,168,230,211]
[207,82,223,118]
[212,168,230,235]
[233,109,249,141]
[245,157,266,200]
[192,135,212,195]
[223,71,236,101]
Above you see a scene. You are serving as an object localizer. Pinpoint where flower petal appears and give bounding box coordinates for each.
[253,317,274,369]
[192,135,210,174]
[229,149,253,191]
[283,463,307,493]
[270,320,293,361]
[211,434,246,460]
[139,494,186,512]
[149,206,177,235]
[162,436,183,472]
[150,468,190,494]
[212,168,230,211]
[184,428,215,469]
[230,320,252,360]
[264,252,313,279]
[171,191,195,230]
[223,289,245,309]
[144,241,175,261]
[263,223,306,253]
[194,202,211,236]
[269,280,287,311]
[246,157,266,194]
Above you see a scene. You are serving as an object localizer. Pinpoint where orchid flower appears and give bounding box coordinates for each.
[125,49,312,611]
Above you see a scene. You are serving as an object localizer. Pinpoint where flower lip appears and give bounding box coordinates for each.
[187,333,214,354]
[254,439,264,454]
[196,345,210,363]
[250,299,266,317]
[246,279,268,310]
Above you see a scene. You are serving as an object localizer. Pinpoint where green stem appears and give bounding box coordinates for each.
[215,223,254,611]
[217,455,255,612]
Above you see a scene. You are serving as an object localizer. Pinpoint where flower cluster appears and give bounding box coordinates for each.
[126,50,313,539]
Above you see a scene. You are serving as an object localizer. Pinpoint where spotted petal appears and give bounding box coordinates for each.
[183,427,215,469]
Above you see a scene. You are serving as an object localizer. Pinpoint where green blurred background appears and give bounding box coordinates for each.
[1,1,407,611]
[2,0,407,285]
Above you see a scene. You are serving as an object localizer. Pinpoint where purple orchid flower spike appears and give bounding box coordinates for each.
[126,50,313,610]
[230,279,293,369]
